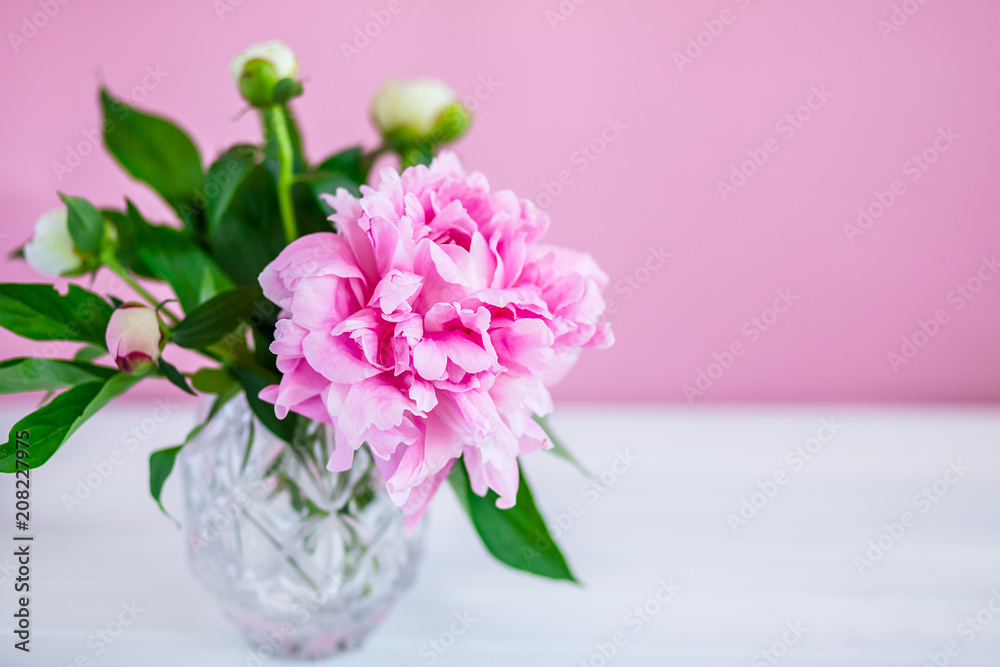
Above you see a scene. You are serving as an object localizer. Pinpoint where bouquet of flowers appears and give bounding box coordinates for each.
[1,40,613,590]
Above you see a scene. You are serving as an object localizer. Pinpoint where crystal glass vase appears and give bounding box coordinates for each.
[179,395,422,660]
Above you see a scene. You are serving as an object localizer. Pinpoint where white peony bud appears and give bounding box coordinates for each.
[230,40,298,107]
[23,208,84,277]
[231,39,298,84]
[105,303,166,374]
[372,78,465,139]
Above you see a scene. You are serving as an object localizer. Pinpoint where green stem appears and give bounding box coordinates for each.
[238,506,321,594]
[106,261,180,324]
[263,106,298,243]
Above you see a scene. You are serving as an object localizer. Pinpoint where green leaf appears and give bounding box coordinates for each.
[73,345,106,363]
[231,367,296,443]
[158,358,195,395]
[311,172,361,219]
[103,208,157,279]
[0,358,116,394]
[170,287,265,349]
[208,165,286,287]
[205,144,259,234]
[191,368,237,394]
[126,202,231,312]
[311,146,366,217]
[251,321,279,376]
[101,89,205,229]
[69,373,144,433]
[59,193,104,254]
[448,459,578,582]
[0,373,142,472]
[272,78,304,105]
[317,146,366,185]
[292,181,335,236]
[534,415,591,476]
[401,145,434,169]
[0,383,102,472]
[0,283,113,346]
[148,445,183,521]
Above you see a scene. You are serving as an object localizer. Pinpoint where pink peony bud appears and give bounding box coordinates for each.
[105,303,166,374]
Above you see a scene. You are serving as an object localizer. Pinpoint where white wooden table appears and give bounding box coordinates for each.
[1,404,999,666]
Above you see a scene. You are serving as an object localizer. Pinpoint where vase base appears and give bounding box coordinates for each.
[238,620,366,661]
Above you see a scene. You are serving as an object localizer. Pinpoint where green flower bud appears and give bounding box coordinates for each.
[230,40,298,108]
[430,102,471,145]
[372,78,470,146]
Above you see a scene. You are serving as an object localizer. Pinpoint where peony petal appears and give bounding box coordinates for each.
[368,269,422,315]
[435,330,496,374]
[401,460,454,533]
[302,330,380,384]
[338,376,418,449]
[370,216,414,275]
[412,338,447,381]
[290,275,358,332]
[489,318,554,375]
[326,437,356,472]
[259,232,364,309]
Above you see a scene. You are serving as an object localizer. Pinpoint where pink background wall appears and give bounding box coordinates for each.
[2,0,999,403]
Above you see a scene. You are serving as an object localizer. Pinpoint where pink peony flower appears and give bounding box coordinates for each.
[259,152,613,529]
